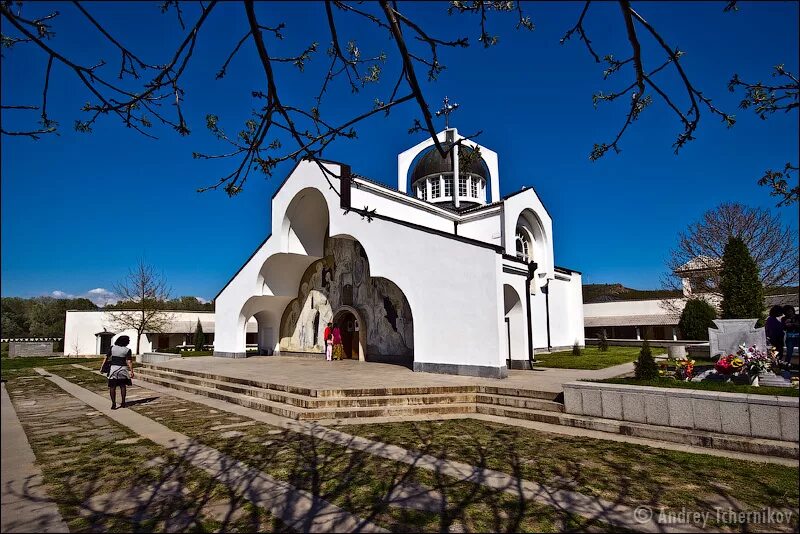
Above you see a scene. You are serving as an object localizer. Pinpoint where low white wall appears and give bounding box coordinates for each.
[563,381,799,442]
[137,352,182,364]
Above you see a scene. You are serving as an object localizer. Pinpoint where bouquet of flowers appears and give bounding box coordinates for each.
[714,345,776,379]
[738,345,775,376]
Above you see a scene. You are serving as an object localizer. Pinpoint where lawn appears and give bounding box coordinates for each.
[340,419,799,531]
[0,356,103,373]
[598,377,800,396]
[533,345,661,370]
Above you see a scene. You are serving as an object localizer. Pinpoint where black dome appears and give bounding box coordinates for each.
[410,145,487,184]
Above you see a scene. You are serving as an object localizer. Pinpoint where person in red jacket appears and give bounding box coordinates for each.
[323,322,333,361]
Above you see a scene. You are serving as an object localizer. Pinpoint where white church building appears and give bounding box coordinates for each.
[213,128,584,378]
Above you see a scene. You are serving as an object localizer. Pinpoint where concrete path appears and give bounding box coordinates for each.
[150,355,635,394]
[111,374,713,532]
[1,383,70,533]
[33,369,386,534]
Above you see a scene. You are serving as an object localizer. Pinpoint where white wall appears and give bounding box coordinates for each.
[583,298,686,319]
[458,209,502,245]
[216,160,507,372]
[548,273,585,349]
[64,310,256,355]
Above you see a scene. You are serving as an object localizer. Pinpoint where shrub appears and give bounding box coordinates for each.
[160,347,182,354]
[194,319,206,351]
[572,342,581,356]
[720,237,764,320]
[598,330,609,352]
[634,340,659,379]
[678,299,718,340]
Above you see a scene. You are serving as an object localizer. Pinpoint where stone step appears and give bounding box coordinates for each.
[475,393,564,413]
[477,386,561,402]
[139,364,480,398]
[136,368,478,409]
[136,372,478,421]
[475,404,564,425]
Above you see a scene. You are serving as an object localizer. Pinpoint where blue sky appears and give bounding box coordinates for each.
[2,1,798,304]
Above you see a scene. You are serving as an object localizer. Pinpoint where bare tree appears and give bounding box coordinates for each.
[728,63,800,206]
[1,1,757,200]
[664,203,799,298]
[110,261,174,354]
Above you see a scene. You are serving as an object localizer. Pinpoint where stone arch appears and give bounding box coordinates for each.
[278,235,414,367]
[503,284,526,363]
[515,209,547,268]
[281,187,329,257]
[332,305,367,361]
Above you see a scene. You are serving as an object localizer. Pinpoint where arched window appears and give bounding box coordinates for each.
[515,228,531,263]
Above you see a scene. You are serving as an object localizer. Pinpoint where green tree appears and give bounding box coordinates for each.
[678,299,718,340]
[572,342,581,356]
[634,340,659,380]
[193,319,206,351]
[1,297,31,338]
[720,237,764,320]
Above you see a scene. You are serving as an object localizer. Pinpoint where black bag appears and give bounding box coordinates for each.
[100,349,112,375]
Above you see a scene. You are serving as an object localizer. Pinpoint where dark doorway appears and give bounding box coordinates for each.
[335,311,359,359]
[97,332,114,355]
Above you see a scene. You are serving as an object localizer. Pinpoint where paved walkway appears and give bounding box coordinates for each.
[34,369,386,534]
[152,356,635,393]
[1,383,69,533]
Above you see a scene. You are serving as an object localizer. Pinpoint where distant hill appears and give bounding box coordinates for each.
[583,284,798,304]
[582,284,683,304]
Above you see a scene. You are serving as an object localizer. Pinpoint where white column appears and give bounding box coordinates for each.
[636,327,641,341]
[453,138,460,209]
[672,327,678,341]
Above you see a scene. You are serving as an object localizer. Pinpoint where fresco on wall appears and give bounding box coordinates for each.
[279,237,414,359]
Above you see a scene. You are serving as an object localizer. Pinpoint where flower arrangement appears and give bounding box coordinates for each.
[662,357,695,380]
[714,345,776,381]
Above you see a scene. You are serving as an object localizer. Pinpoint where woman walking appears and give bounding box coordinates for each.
[332,325,344,360]
[104,335,134,409]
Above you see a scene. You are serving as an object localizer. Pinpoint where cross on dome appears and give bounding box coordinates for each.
[435,96,459,129]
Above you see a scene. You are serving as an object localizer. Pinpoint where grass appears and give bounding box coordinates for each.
[0,356,103,373]
[43,365,615,532]
[533,345,660,369]
[340,419,799,532]
[597,377,800,396]
[4,367,286,532]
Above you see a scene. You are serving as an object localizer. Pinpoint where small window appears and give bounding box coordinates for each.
[459,176,467,196]
[418,184,426,200]
[470,178,478,198]
[431,178,440,198]
[444,177,453,197]
[515,229,531,263]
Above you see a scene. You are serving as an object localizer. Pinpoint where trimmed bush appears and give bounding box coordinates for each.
[634,340,659,379]
[572,342,581,356]
[598,330,609,352]
[678,299,717,340]
[720,237,764,320]
[194,319,206,351]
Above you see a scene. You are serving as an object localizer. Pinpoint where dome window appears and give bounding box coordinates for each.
[444,177,453,197]
[459,176,467,196]
[431,177,441,198]
[470,178,478,198]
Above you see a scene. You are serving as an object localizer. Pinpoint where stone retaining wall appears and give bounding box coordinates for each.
[8,341,56,358]
[136,352,182,364]
[563,381,799,442]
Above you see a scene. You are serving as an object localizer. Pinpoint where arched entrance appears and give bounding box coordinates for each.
[332,306,365,361]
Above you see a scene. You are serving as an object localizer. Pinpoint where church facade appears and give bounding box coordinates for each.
[213,128,584,378]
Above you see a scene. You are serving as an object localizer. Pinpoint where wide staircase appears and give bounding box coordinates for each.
[135,364,564,422]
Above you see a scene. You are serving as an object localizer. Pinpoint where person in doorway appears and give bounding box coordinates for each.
[323,322,333,361]
[765,305,785,363]
[782,305,799,367]
[332,325,344,360]
[105,335,134,409]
